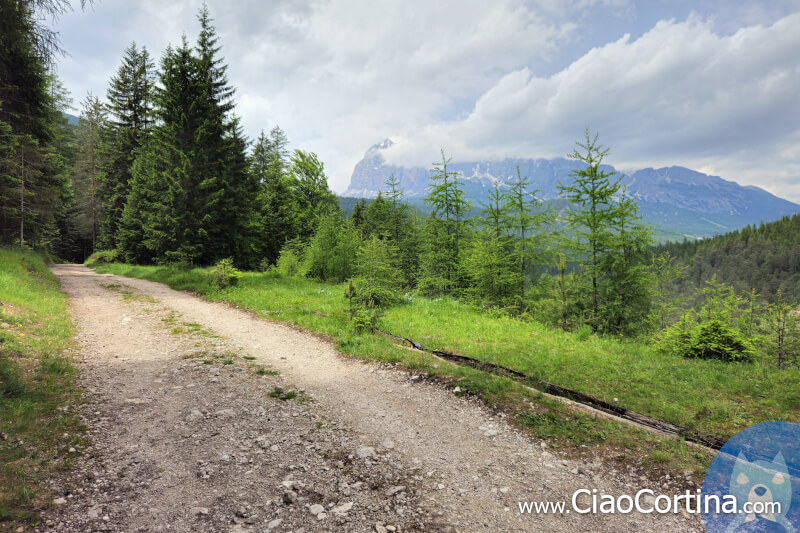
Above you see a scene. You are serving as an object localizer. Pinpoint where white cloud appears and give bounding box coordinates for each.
[54,2,800,199]
[383,12,800,200]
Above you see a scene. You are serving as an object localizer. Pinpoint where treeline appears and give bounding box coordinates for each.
[61,9,339,269]
[656,214,800,304]
[0,0,76,252]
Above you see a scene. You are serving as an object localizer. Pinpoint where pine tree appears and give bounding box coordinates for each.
[504,166,550,306]
[349,234,403,328]
[600,187,653,333]
[118,7,255,266]
[72,94,108,252]
[99,42,154,249]
[306,212,359,282]
[558,129,623,330]
[382,174,419,287]
[418,150,471,297]
[252,127,296,264]
[464,182,518,309]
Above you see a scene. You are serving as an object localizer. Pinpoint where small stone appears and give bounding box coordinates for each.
[68,447,76,453]
[484,429,499,437]
[332,501,353,514]
[385,486,406,497]
[375,524,388,533]
[53,497,67,505]
[185,409,203,422]
[309,504,325,516]
[386,526,397,532]
[267,519,283,530]
[499,487,509,494]
[355,446,375,459]
[453,387,462,393]
[191,507,209,516]
[282,490,297,504]
[235,507,247,517]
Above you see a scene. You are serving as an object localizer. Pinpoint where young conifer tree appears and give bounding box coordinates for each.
[558,129,623,330]
[418,150,471,297]
[503,166,550,308]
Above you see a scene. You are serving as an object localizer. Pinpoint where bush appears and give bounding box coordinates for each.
[208,257,242,289]
[659,317,754,363]
[85,250,119,265]
[682,320,754,362]
[277,249,304,277]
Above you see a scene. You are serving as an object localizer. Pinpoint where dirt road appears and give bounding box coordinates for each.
[41,264,702,532]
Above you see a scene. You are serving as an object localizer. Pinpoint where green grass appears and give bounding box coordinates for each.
[90,262,718,478]
[94,263,799,441]
[1,248,83,527]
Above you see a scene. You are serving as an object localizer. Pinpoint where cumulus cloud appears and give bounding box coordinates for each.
[54,1,800,199]
[383,12,800,199]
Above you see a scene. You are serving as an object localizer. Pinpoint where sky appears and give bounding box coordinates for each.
[52,0,800,200]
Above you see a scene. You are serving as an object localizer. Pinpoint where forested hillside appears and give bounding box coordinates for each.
[657,214,800,303]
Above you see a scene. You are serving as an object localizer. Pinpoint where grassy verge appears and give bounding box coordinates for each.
[0,249,83,528]
[91,262,718,478]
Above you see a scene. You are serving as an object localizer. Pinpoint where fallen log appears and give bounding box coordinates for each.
[371,326,726,450]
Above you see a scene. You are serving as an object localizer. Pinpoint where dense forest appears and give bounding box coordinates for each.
[656,214,800,303]
[2,1,798,369]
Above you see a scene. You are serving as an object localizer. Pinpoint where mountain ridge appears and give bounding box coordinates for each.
[343,140,800,239]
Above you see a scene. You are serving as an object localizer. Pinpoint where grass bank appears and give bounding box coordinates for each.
[92,262,719,478]
[0,249,83,528]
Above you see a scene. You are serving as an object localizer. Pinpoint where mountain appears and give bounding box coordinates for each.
[63,112,78,126]
[343,140,800,240]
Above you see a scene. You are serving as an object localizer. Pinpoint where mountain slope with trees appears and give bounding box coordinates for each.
[657,213,800,304]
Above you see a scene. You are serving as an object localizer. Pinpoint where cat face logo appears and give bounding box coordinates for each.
[726,451,795,533]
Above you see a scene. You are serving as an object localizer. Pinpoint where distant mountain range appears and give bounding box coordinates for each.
[343,140,800,241]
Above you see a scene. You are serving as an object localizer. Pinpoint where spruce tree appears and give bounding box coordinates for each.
[119,7,255,266]
[0,0,71,248]
[72,94,108,252]
[99,42,154,249]
[252,127,296,265]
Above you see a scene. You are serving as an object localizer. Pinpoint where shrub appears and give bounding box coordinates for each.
[208,257,242,289]
[682,320,754,362]
[85,250,119,265]
[277,248,304,277]
[659,317,754,363]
